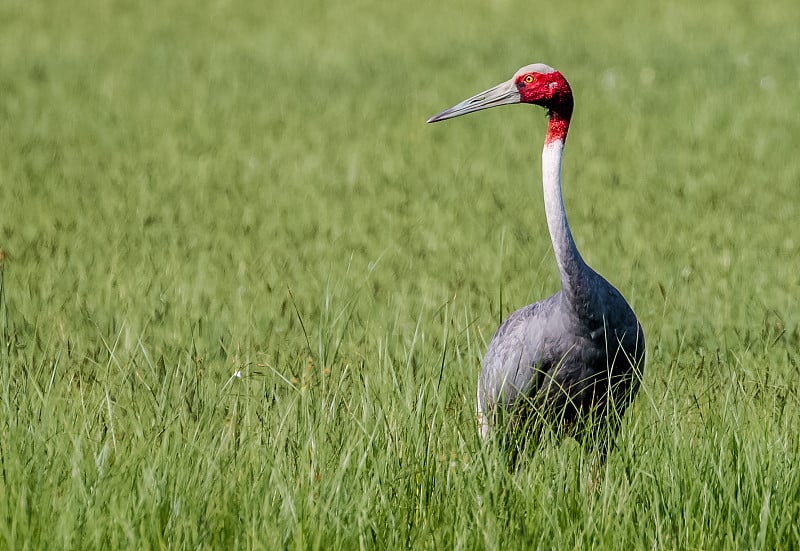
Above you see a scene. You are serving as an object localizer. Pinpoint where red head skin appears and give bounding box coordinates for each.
[514,70,574,145]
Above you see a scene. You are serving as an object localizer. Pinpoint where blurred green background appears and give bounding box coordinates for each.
[1,0,799,548]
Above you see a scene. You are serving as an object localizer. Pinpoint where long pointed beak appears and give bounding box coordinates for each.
[427,79,520,123]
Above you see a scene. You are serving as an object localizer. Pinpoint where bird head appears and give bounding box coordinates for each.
[427,64,573,123]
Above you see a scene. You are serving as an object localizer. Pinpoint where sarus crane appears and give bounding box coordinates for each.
[428,64,645,459]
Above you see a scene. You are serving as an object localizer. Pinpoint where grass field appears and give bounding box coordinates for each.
[2,0,800,548]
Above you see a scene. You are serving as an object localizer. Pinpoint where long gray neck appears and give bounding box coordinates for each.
[541,139,589,297]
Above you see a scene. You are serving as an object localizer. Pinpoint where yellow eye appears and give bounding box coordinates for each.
[523,74,534,84]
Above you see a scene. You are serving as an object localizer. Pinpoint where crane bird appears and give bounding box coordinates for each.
[428,64,645,458]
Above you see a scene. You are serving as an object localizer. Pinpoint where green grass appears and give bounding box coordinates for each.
[2,0,800,548]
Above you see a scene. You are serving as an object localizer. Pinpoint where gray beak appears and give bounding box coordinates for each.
[427,79,520,123]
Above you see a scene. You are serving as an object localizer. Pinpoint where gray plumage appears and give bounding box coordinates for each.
[477,260,645,445]
[429,63,645,455]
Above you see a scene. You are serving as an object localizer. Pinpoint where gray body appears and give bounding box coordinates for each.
[477,265,645,442]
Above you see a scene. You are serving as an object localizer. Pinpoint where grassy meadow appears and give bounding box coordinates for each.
[2,0,800,548]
